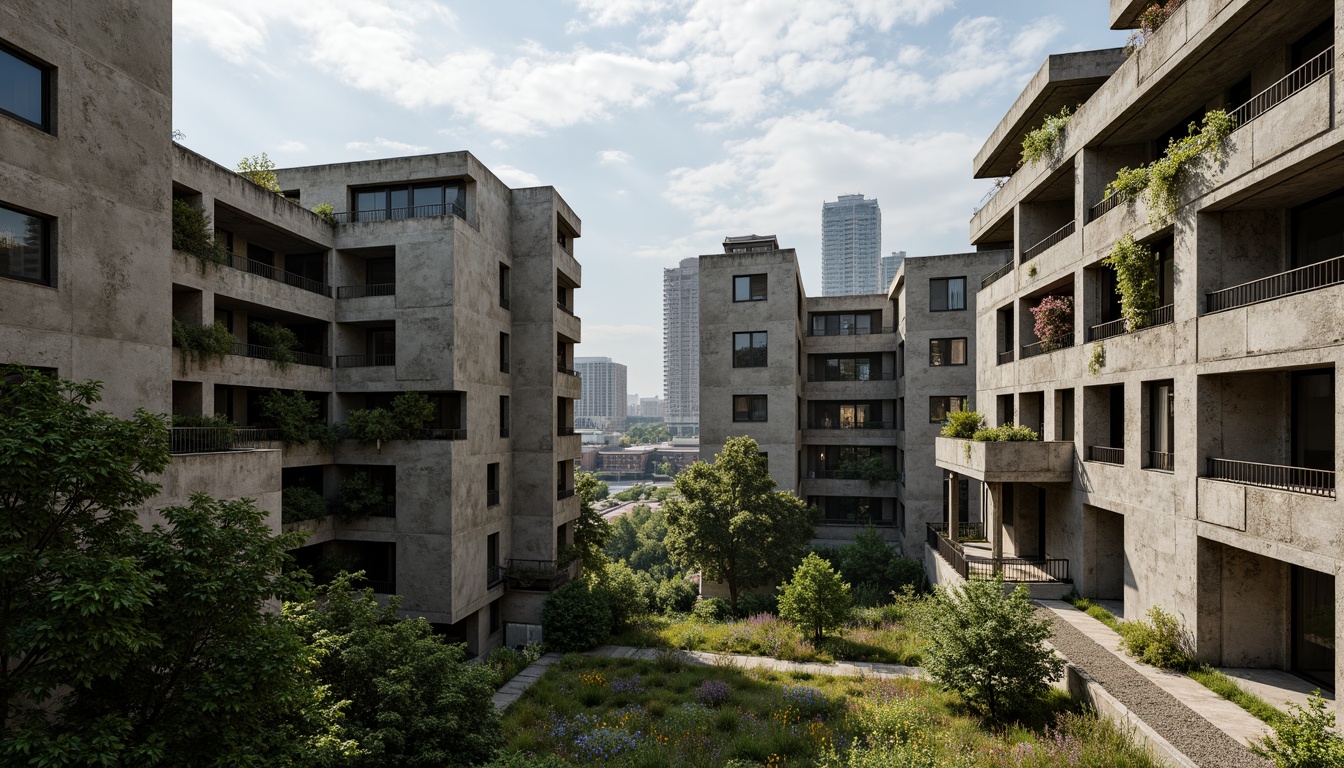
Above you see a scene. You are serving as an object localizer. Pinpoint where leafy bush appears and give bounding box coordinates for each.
[834,454,898,483]
[653,577,698,614]
[691,597,733,623]
[1019,106,1072,168]
[940,410,986,439]
[542,580,613,652]
[779,552,852,644]
[344,392,437,445]
[604,504,676,580]
[487,644,544,687]
[236,152,282,193]
[483,753,569,768]
[588,560,649,633]
[172,318,235,373]
[170,199,228,265]
[1117,605,1194,671]
[736,592,779,617]
[249,321,299,370]
[258,389,324,446]
[1103,235,1159,330]
[1029,295,1073,352]
[337,472,391,520]
[281,486,329,524]
[923,575,1063,719]
[971,423,1040,442]
[170,412,235,429]
[310,202,336,225]
[1125,0,1184,55]
[816,527,926,605]
[1253,691,1344,768]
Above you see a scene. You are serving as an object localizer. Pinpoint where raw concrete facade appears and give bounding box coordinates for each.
[821,194,882,297]
[1,0,583,657]
[574,356,627,431]
[663,256,700,436]
[937,0,1344,693]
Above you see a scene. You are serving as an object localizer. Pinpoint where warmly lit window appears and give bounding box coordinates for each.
[0,202,51,285]
[733,395,767,422]
[930,277,967,311]
[732,331,767,367]
[0,44,50,131]
[929,338,967,366]
[733,274,767,301]
[929,395,967,423]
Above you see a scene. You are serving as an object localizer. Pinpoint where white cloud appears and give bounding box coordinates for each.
[598,149,633,165]
[566,0,667,30]
[490,139,511,150]
[492,164,544,187]
[346,137,429,154]
[276,140,308,152]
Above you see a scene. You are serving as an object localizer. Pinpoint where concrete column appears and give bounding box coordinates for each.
[947,472,960,539]
[988,481,1004,564]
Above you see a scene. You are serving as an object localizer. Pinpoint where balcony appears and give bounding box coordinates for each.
[980,260,1014,290]
[934,437,1073,483]
[504,559,578,591]
[1019,336,1074,360]
[926,524,1070,583]
[1205,458,1335,498]
[1086,304,1173,342]
[819,514,897,528]
[337,283,395,299]
[557,487,575,500]
[334,501,396,519]
[1087,191,1130,223]
[806,420,893,431]
[331,201,466,224]
[997,349,1014,365]
[417,428,467,440]
[1206,255,1344,313]
[232,342,331,368]
[1020,220,1074,264]
[806,326,894,337]
[558,365,580,377]
[806,372,895,383]
[168,427,280,454]
[1087,445,1125,465]
[557,301,577,317]
[1230,47,1334,134]
[1147,451,1174,472]
[221,252,332,297]
[336,354,395,368]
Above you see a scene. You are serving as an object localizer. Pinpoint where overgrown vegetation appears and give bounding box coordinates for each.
[812,527,926,607]
[337,472,392,520]
[258,389,336,448]
[621,422,671,445]
[1252,691,1344,768]
[281,486,330,524]
[344,392,437,448]
[1116,605,1195,671]
[1063,594,1122,631]
[1103,234,1160,330]
[1125,0,1185,56]
[1029,295,1074,351]
[1107,110,1234,225]
[834,454,899,483]
[170,198,228,266]
[237,152,283,194]
[171,318,235,374]
[1019,106,1072,168]
[940,410,986,439]
[249,321,300,370]
[1188,666,1286,728]
[971,423,1040,442]
[311,203,337,225]
[1088,340,1107,376]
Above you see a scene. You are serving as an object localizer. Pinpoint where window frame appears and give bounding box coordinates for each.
[732,394,768,422]
[929,277,967,312]
[0,42,52,133]
[0,200,53,286]
[732,331,768,368]
[733,273,768,302]
[929,395,968,423]
[928,337,968,366]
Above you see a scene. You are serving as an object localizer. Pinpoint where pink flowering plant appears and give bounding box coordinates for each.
[1029,296,1073,351]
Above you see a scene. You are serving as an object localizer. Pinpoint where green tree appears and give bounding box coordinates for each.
[923,575,1063,720]
[603,504,674,581]
[778,552,852,644]
[662,437,816,614]
[287,574,501,768]
[259,389,323,446]
[816,526,926,603]
[623,423,670,445]
[237,152,283,193]
[586,560,649,633]
[566,470,611,572]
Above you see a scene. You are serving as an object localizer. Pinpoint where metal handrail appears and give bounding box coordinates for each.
[1206,457,1335,497]
[169,426,279,454]
[332,201,466,224]
[1086,304,1174,342]
[336,283,395,299]
[927,524,968,579]
[967,556,1070,583]
[1019,335,1074,359]
[223,252,332,296]
[806,372,895,382]
[805,420,894,430]
[1206,254,1344,313]
[819,516,896,527]
[1020,220,1075,263]
[1230,47,1334,131]
[980,261,1014,290]
[557,487,576,500]
[806,326,895,337]
[1088,191,1130,222]
[231,342,331,368]
[558,365,580,377]
[997,349,1014,365]
[336,354,395,368]
[1087,445,1125,465]
[557,301,576,316]
[1147,451,1175,471]
[417,428,467,440]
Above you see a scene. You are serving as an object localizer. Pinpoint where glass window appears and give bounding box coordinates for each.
[354,183,464,221]
[0,45,49,130]
[499,395,510,438]
[355,190,387,222]
[930,277,967,311]
[0,202,50,284]
[733,274,767,301]
[929,338,967,366]
[499,333,510,373]
[929,396,967,423]
[413,185,443,212]
[487,463,500,505]
[733,395,767,422]
[732,331,767,367]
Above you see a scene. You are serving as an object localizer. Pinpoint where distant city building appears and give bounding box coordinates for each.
[638,396,663,418]
[663,257,700,436]
[626,393,640,416]
[821,194,881,296]
[575,357,628,431]
[879,250,906,292]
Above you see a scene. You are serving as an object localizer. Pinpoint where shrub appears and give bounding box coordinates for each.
[691,597,734,623]
[1019,106,1072,168]
[258,389,323,446]
[1029,295,1073,351]
[1125,0,1185,55]
[923,575,1063,719]
[971,423,1040,442]
[170,199,227,265]
[337,472,391,520]
[1117,605,1194,671]
[834,454,898,483]
[778,552,852,644]
[654,577,698,614]
[736,592,779,617]
[249,321,299,370]
[236,152,282,193]
[588,560,649,633]
[822,527,927,604]
[345,391,438,446]
[541,580,613,652]
[171,318,234,374]
[487,645,543,687]
[1253,691,1344,768]
[281,486,328,524]
[310,202,336,225]
[940,410,986,439]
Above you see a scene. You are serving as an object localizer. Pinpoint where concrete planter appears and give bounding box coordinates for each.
[934,436,1074,483]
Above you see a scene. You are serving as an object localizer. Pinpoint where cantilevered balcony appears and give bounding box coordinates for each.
[980,260,1014,290]
[1020,220,1075,264]
[219,252,332,297]
[1229,47,1334,134]
[336,354,395,368]
[1206,256,1344,313]
[934,437,1073,484]
[1086,304,1173,342]
[331,201,466,224]
[168,427,280,454]
[1205,458,1335,498]
[336,283,395,299]
[1019,337,1074,360]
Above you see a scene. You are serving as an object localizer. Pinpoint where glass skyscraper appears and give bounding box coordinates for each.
[821,194,882,296]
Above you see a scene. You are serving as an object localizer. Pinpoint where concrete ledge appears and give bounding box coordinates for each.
[935,437,1074,483]
[1063,661,1199,768]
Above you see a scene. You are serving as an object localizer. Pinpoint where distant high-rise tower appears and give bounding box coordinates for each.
[574,357,628,431]
[879,250,906,293]
[663,257,700,436]
[821,194,881,296]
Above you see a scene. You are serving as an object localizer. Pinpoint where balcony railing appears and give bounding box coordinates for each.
[417,428,467,440]
[557,301,576,316]
[1230,47,1334,131]
[487,565,505,589]
[1206,457,1335,498]
[927,524,1069,583]
[806,468,898,481]
[504,559,577,591]
[336,354,395,368]
[336,283,395,299]
[360,579,396,594]
[927,524,968,579]
[1086,304,1174,342]
[806,420,894,430]
[1087,191,1130,222]
[557,487,576,500]
[331,201,466,224]
[1019,336,1074,360]
[806,326,895,337]
[806,372,895,382]
[1206,254,1344,313]
[558,365,580,377]
[980,260,1014,290]
[222,252,332,297]
[231,342,331,368]
[929,522,987,541]
[558,426,576,437]
[997,349,1014,365]
[820,515,897,528]
[1087,445,1125,465]
[1020,220,1075,264]
[1147,451,1175,472]
[169,427,280,454]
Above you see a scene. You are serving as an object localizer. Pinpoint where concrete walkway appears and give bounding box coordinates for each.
[1219,667,1335,712]
[585,644,926,680]
[491,652,561,712]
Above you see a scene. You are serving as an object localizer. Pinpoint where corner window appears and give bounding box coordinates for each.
[0,44,51,132]
[733,395,767,422]
[352,183,463,222]
[930,277,967,312]
[929,338,967,366]
[0,202,51,285]
[733,274,767,302]
[732,331,767,367]
[929,396,967,423]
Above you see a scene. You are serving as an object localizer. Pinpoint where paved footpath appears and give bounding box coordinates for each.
[491,653,561,711]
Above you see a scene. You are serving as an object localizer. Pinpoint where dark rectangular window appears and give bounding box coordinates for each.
[929,338,967,366]
[929,395,967,423]
[1147,380,1174,469]
[1292,369,1335,471]
[352,182,464,221]
[732,331,767,367]
[816,355,878,381]
[366,257,395,285]
[499,263,511,309]
[499,333,510,374]
[0,44,50,131]
[733,274,767,301]
[487,463,500,506]
[0,202,51,285]
[810,312,874,336]
[733,395,767,422]
[930,277,967,311]
[898,342,905,377]
[487,532,500,577]
[1291,188,1344,269]
[499,395,510,438]
[367,328,395,360]
[489,599,501,634]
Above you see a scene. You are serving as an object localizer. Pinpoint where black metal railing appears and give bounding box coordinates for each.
[558,426,576,436]
[336,354,395,368]
[929,521,987,542]
[223,252,332,297]
[557,487,575,500]
[927,524,969,579]
[807,468,898,481]
[331,201,466,224]
[336,283,395,299]
[169,426,279,454]
[360,579,396,594]
[557,302,576,316]
[805,420,894,430]
[417,428,467,440]
[1020,220,1075,263]
[1230,47,1334,131]
[806,326,895,337]
[1206,254,1344,313]
[231,342,331,368]
[1019,335,1074,360]
[504,559,577,591]
[1147,451,1175,471]
[997,349,1014,365]
[558,365,580,377]
[1088,445,1125,465]
[1087,191,1130,222]
[1086,304,1174,341]
[820,516,896,528]
[487,489,500,506]
[967,557,1071,583]
[487,566,505,589]
[806,372,895,382]
[980,261,1014,290]
[1206,457,1335,498]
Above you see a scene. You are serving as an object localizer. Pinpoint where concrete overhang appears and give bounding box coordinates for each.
[973,49,1127,179]
[1110,0,1149,30]
[934,437,1074,484]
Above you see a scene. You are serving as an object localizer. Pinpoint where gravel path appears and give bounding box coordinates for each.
[1045,611,1271,768]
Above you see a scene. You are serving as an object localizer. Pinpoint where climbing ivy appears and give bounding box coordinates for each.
[1088,341,1107,377]
[1107,110,1234,225]
[1102,235,1159,330]
[171,318,235,374]
[1019,107,1072,168]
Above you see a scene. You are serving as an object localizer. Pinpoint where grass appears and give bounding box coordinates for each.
[1062,594,1122,631]
[497,653,1166,767]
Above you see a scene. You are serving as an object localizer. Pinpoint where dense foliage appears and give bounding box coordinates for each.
[1107,110,1234,225]
[1102,235,1160,331]
[1029,295,1073,352]
[940,410,986,439]
[541,580,614,653]
[566,470,611,571]
[1117,605,1195,671]
[172,318,235,373]
[1018,106,1072,168]
[1125,0,1185,55]
[282,486,330,524]
[971,423,1040,442]
[1253,692,1344,768]
[258,389,332,447]
[621,422,670,445]
[344,392,436,446]
[337,472,392,520]
[237,152,283,194]
[249,321,300,370]
[778,553,852,644]
[812,527,925,607]
[604,503,675,580]
[171,198,228,265]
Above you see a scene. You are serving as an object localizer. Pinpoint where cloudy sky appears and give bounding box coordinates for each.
[172,0,1127,397]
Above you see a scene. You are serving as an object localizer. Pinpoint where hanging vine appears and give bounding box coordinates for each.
[1102,235,1159,330]
[1019,106,1073,168]
[1106,110,1234,226]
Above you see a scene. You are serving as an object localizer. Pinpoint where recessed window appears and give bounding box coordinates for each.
[0,44,50,132]
[929,395,967,423]
[499,263,511,309]
[733,395,767,422]
[499,332,510,374]
[930,277,967,311]
[733,331,767,367]
[0,202,51,285]
[487,463,500,506]
[499,395,510,438]
[352,182,464,222]
[929,338,967,366]
[733,274,767,302]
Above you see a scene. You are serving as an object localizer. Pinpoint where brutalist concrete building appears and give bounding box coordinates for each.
[1,0,583,655]
[933,0,1344,692]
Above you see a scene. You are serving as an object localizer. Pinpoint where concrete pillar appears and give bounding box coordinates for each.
[947,472,961,539]
[988,481,1004,564]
